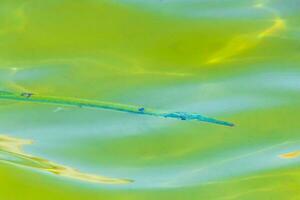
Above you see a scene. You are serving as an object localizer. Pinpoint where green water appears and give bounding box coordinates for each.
[0,0,300,199]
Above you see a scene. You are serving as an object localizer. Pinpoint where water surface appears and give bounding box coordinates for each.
[0,0,300,199]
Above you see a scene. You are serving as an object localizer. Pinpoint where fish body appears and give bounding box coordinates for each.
[0,90,234,127]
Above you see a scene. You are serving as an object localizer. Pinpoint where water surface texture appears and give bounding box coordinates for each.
[0,0,300,199]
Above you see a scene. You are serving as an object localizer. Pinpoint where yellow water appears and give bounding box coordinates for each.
[0,0,300,199]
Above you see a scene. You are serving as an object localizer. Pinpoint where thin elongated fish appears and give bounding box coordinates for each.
[0,90,234,127]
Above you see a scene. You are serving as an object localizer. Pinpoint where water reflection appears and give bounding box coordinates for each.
[207,1,285,64]
[0,0,299,199]
[0,134,132,184]
[279,151,300,159]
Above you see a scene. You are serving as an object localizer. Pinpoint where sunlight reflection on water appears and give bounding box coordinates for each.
[0,0,299,199]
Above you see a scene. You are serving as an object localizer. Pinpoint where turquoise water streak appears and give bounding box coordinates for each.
[0,0,300,199]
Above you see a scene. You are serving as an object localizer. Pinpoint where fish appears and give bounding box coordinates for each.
[0,90,234,127]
